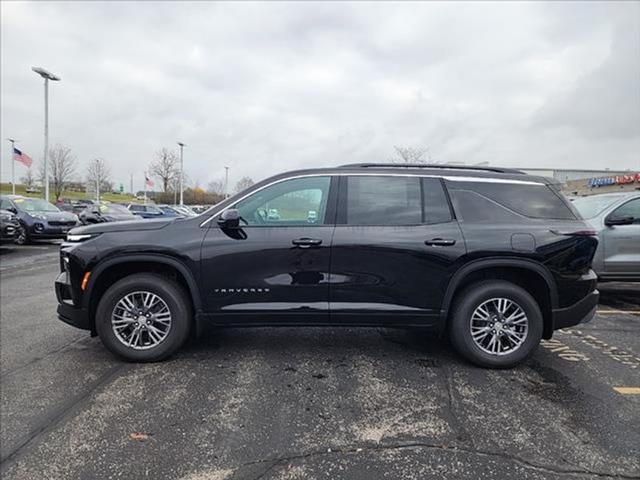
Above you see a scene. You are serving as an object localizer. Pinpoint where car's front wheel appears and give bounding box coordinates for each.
[449,280,543,368]
[95,273,192,362]
[14,223,29,245]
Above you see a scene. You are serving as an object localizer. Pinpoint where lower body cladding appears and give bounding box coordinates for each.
[54,268,599,336]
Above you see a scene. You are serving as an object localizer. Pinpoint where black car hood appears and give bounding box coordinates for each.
[28,210,77,221]
[71,218,175,234]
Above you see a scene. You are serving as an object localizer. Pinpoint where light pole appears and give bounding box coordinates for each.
[32,67,60,202]
[7,138,16,194]
[224,165,229,198]
[177,142,186,205]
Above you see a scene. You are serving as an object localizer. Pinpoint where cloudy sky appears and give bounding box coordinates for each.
[1,1,639,192]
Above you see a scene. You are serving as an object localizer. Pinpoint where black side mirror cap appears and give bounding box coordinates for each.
[217,208,241,229]
[605,215,634,226]
[8,207,17,214]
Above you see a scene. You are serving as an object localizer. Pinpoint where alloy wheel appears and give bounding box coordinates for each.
[111,291,172,350]
[469,297,529,356]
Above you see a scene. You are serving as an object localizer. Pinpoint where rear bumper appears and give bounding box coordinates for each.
[55,271,91,331]
[551,289,599,330]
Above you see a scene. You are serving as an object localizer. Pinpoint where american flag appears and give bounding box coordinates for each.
[13,147,33,168]
[145,175,154,188]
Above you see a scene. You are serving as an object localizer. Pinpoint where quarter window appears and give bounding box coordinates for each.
[422,178,452,224]
[235,176,331,226]
[346,176,422,225]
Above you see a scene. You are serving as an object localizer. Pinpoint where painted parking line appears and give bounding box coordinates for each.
[613,387,640,395]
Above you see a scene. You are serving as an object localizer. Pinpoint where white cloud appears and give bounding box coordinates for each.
[1,1,638,193]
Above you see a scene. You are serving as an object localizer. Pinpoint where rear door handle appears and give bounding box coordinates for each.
[292,238,323,248]
[425,238,456,246]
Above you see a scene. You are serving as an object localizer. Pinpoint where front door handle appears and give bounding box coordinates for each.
[292,237,323,248]
[425,238,456,247]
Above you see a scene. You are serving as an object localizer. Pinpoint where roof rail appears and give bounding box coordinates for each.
[338,163,525,174]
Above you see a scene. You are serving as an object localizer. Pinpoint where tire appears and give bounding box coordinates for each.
[95,273,192,362]
[449,280,543,368]
[14,223,29,245]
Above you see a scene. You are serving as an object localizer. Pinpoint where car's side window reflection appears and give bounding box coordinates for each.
[235,176,331,226]
[611,199,640,224]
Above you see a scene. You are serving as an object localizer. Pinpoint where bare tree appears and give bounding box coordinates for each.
[38,145,76,201]
[207,179,224,195]
[86,158,111,201]
[234,176,254,193]
[20,168,36,189]
[149,148,179,192]
[392,145,431,163]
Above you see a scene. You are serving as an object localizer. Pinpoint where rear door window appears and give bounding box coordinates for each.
[345,176,422,225]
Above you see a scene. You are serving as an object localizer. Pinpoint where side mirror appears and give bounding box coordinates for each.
[605,215,634,227]
[7,207,17,214]
[217,208,241,229]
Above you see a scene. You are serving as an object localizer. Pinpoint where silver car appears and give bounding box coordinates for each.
[572,192,640,281]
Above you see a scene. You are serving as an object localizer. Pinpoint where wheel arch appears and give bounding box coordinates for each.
[441,258,558,339]
[83,254,202,334]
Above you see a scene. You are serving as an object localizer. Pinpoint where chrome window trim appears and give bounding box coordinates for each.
[200,172,544,227]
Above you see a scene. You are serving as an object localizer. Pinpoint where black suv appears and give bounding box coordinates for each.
[55,164,599,368]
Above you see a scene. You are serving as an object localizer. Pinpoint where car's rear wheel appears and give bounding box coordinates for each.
[449,280,543,368]
[95,273,191,362]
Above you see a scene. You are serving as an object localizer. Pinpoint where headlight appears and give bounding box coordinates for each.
[31,214,47,220]
[0,213,10,221]
[67,233,99,242]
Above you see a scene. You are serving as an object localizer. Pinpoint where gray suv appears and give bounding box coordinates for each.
[572,192,640,281]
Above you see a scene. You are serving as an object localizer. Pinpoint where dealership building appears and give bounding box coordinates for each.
[518,168,640,196]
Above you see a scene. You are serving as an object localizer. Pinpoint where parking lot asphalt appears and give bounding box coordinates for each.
[0,242,638,479]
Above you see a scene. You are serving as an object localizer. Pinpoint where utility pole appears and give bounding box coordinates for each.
[177,142,186,205]
[224,166,229,198]
[130,173,133,196]
[8,138,16,195]
[32,67,61,202]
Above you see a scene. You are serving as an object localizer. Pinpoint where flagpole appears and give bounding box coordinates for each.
[8,139,15,195]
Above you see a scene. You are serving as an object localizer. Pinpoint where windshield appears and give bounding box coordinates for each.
[99,204,133,215]
[572,194,627,219]
[15,198,60,212]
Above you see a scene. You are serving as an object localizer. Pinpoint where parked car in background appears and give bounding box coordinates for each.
[127,203,164,219]
[0,195,79,244]
[190,205,210,214]
[156,205,183,217]
[171,205,198,217]
[56,164,599,368]
[0,208,20,243]
[79,203,138,225]
[572,192,640,281]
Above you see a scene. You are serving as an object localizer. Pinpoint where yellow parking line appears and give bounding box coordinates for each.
[613,387,640,395]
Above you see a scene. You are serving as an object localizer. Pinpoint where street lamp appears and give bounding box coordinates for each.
[32,66,61,202]
[177,142,186,205]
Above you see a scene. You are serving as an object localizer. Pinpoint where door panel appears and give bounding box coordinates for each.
[603,199,640,275]
[200,175,336,323]
[329,175,466,324]
[201,226,333,320]
[329,222,466,319]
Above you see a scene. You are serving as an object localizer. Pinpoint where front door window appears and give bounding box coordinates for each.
[234,176,331,226]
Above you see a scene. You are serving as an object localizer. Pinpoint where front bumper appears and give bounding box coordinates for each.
[55,271,91,331]
[551,289,599,330]
[0,221,19,241]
